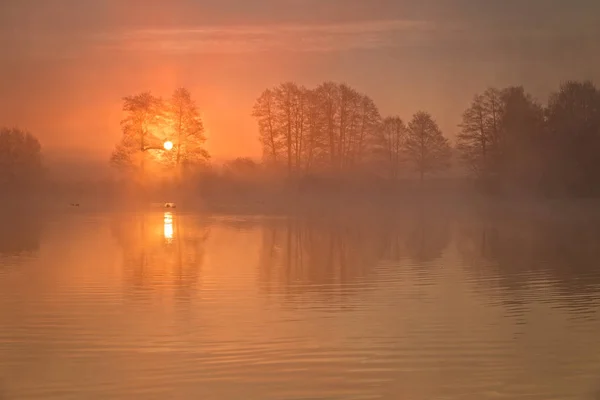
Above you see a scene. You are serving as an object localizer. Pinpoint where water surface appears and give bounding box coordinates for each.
[1,206,600,399]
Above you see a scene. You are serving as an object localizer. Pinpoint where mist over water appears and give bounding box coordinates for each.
[1,205,600,399]
[2,0,600,398]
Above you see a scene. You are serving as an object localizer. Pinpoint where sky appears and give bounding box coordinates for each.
[1,0,599,168]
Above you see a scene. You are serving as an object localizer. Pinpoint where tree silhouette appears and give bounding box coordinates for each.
[0,127,43,188]
[223,157,260,179]
[303,88,325,171]
[315,82,340,170]
[337,83,361,171]
[404,111,451,182]
[457,88,502,182]
[110,92,165,175]
[545,81,600,196]
[354,94,381,168]
[457,87,549,193]
[371,116,406,181]
[253,88,283,165]
[168,88,209,170]
[497,87,545,191]
[217,79,600,195]
[253,83,312,175]
[274,82,300,176]
[252,82,380,177]
[110,89,210,180]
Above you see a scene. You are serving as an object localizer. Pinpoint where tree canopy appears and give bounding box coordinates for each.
[0,127,43,188]
[405,112,451,181]
[457,81,600,196]
[110,88,209,179]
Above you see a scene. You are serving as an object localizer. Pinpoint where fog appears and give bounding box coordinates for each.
[3,2,600,399]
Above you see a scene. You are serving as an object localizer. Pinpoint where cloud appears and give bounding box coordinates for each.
[95,19,439,54]
[7,13,599,60]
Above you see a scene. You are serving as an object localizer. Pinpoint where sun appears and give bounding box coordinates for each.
[163,141,174,151]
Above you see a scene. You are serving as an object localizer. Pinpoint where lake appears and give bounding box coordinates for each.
[1,204,600,399]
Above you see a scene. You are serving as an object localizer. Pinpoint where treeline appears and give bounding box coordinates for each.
[252,82,451,181]
[253,80,600,196]
[3,80,600,200]
[458,81,600,196]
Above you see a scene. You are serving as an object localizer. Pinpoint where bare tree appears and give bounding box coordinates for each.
[372,116,406,181]
[254,83,326,176]
[457,88,502,181]
[274,82,297,176]
[312,82,379,173]
[338,84,360,170]
[484,88,503,159]
[110,92,165,175]
[314,82,340,170]
[248,79,600,196]
[459,86,548,193]
[168,88,209,171]
[352,95,380,168]
[457,93,488,177]
[302,88,325,172]
[253,89,282,165]
[405,111,451,182]
[252,82,381,177]
[290,85,309,173]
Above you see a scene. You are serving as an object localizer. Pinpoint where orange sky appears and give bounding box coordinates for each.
[1,0,599,165]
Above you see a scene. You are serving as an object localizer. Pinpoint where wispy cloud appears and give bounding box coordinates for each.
[9,15,597,60]
[95,19,440,54]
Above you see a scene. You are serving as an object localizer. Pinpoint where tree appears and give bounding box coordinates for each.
[352,95,381,168]
[497,87,545,191]
[302,88,326,172]
[291,85,309,173]
[0,127,43,188]
[253,82,382,177]
[252,88,282,165]
[274,82,296,175]
[110,92,165,175]
[223,157,260,177]
[458,86,549,193]
[405,112,451,181]
[314,82,340,170]
[168,88,209,170]
[316,83,379,172]
[253,82,312,176]
[457,88,502,181]
[545,81,600,195]
[337,83,361,170]
[371,116,406,180]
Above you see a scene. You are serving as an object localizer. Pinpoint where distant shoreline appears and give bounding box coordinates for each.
[3,181,600,224]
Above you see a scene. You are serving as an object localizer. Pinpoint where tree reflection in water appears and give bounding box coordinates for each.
[457,206,600,318]
[257,208,452,306]
[0,212,42,272]
[110,212,210,299]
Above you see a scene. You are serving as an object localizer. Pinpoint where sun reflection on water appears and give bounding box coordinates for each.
[164,212,174,242]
